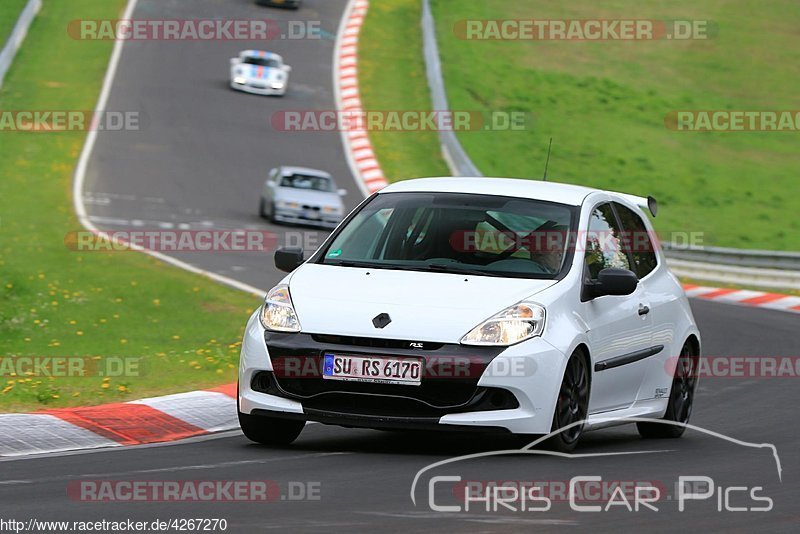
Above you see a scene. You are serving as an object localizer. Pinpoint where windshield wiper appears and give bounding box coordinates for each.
[426,263,499,277]
[326,260,499,276]
[326,260,423,271]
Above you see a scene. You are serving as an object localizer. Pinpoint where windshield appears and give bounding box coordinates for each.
[319,192,576,278]
[243,57,281,69]
[279,173,333,192]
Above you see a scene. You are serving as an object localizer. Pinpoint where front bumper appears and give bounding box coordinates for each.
[230,80,286,96]
[256,0,301,7]
[238,311,568,435]
[272,208,342,228]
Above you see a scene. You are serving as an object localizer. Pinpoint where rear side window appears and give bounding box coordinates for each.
[613,203,658,278]
[584,203,630,280]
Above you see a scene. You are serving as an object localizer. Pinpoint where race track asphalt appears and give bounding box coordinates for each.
[82,0,358,290]
[2,0,797,531]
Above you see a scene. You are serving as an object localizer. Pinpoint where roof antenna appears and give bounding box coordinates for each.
[542,137,553,182]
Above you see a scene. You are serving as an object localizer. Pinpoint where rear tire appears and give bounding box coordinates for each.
[238,411,305,446]
[546,349,590,452]
[637,340,699,439]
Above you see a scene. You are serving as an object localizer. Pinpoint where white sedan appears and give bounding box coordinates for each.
[229,50,291,96]
[238,177,701,451]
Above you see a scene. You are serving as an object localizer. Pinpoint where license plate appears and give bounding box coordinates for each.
[305,210,320,219]
[323,354,422,386]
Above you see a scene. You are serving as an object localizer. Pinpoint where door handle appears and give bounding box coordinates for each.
[638,304,650,316]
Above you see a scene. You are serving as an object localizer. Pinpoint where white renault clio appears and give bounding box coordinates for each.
[238,178,700,451]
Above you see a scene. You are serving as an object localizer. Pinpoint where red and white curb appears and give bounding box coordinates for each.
[0,384,236,457]
[2,284,797,457]
[5,0,799,460]
[683,284,800,314]
[0,0,383,460]
[335,0,388,196]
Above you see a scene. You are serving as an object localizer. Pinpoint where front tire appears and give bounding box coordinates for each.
[268,201,278,224]
[238,411,305,446]
[546,349,590,452]
[637,340,699,439]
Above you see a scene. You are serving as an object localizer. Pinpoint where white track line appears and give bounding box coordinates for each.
[71,0,264,297]
[6,0,371,460]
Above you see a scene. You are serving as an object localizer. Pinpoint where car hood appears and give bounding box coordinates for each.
[275,188,341,207]
[288,263,557,343]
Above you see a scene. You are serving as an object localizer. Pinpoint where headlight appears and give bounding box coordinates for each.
[322,206,341,214]
[260,285,301,332]
[233,76,247,85]
[271,82,285,90]
[277,200,299,209]
[461,303,545,346]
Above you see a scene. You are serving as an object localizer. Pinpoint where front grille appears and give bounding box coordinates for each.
[273,367,478,407]
[252,370,518,418]
[262,332,508,414]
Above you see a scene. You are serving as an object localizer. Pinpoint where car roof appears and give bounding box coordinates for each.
[379,177,600,206]
[278,166,332,179]
[242,50,282,62]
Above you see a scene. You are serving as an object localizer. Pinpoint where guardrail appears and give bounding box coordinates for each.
[421,0,482,177]
[662,243,800,271]
[0,0,41,89]
[666,259,800,290]
[420,0,799,288]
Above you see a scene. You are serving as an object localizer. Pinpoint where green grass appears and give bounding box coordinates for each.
[358,0,449,180]
[0,0,30,46]
[361,0,800,250]
[428,0,800,250]
[0,0,260,412]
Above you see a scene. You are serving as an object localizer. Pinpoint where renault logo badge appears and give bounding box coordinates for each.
[372,313,391,329]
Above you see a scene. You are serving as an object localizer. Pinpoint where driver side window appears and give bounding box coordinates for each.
[585,203,630,280]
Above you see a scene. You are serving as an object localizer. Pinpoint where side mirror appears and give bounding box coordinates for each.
[283,65,292,72]
[337,188,347,197]
[275,247,304,273]
[588,268,638,299]
[230,58,239,66]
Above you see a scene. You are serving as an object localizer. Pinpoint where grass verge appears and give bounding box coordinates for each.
[429,0,799,250]
[0,0,30,47]
[0,0,260,412]
[358,0,449,180]
[360,0,799,251]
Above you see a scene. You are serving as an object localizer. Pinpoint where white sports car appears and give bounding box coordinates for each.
[238,178,701,451]
[229,50,291,96]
